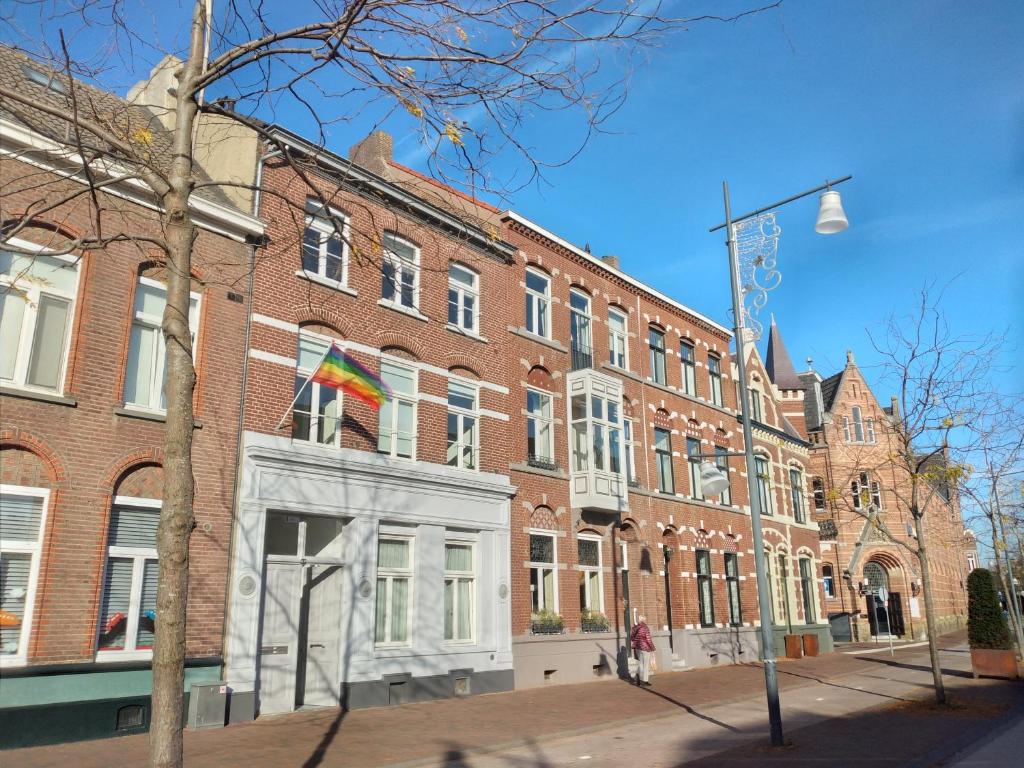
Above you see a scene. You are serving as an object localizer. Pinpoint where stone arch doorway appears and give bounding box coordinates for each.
[864,560,905,637]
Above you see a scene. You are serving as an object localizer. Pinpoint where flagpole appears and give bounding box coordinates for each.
[274,343,334,432]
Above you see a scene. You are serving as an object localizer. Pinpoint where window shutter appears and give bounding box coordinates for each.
[137,561,159,649]
[0,494,44,542]
[0,552,31,656]
[109,505,159,548]
[98,557,134,650]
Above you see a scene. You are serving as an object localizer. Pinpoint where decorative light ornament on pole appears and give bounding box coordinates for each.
[709,174,852,747]
[700,462,731,495]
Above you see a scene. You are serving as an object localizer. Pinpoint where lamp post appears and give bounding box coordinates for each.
[700,176,853,747]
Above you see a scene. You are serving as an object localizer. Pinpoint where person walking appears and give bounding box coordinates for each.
[630,615,655,686]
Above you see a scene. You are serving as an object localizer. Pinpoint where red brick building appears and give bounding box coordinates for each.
[0,47,263,747]
[765,322,972,642]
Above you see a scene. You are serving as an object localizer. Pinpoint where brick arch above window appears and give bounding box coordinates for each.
[298,321,344,340]
[0,430,68,485]
[530,505,558,531]
[287,305,355,338]
[98,447,164,494]
[137,259,205,286]
[377,331,425,360]
[445,356,482,379]
[526,365,554,390]
[653,408,672,429]
[622,396,636,419]
[0,218,87,251]
[113,463,164,500]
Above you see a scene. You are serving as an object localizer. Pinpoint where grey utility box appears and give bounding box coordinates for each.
[187,682,228,730]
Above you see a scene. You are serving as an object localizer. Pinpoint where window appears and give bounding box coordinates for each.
[680,341,696,395]
[524,268,550,337]
[375,536,412,645]
[448,264,478,332]
[790,468,806,523]
[725,552,741,626]
[378,361,417,459]
[0,488,47,663]
[866,418,876,443]
[1,247,80,392]
[526,389,554,466]
[812,477,826,511]
[715,445,732,505]
[822,564,835,599]
[772,553,789,625]
[569,289,592,370]
[654,427,674,494]
[755,456,773,515]
[570,393,621,474]
[123,277,200,412]
[292,334,340,446]
[443,542,474,642]
[97,500,160,657]
[380,233,419,310]
[578,537,603,612]
[842,416,851,442]
[648,327,666,385]
[851,472,882,511]
[799,558,816,623]
[623,419,637,485]
[22,64,67,94]
[529,532,557,612]
[687,437,703,500]
[608,308,628,369]
[852,406,864,442]
[696,549,714,627]
[707,355,723,406]
[749,389,763,422]
[446,380,478,469]
[301,200,347,285]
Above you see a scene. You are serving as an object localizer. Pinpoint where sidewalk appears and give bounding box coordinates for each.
[5,632,1022,768]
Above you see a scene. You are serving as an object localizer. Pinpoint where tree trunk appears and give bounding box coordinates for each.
[149,4,206,766]
[913,511,947,705]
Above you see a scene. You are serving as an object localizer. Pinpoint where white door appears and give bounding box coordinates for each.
[258,560,302,714]
[301,564,344,707]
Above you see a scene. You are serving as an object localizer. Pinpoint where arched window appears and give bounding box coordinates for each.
[381,232,420,311]
[524,267,550,338]
[852,406,864,442]
[851,472,882,511]
[754,454,773,515]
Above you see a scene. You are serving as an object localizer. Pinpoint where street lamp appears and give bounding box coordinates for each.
[703,175,853,747]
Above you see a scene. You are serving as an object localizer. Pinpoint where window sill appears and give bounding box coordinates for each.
[600,363,641,382]
[643,378,734,416]
[510,461,568,480]
[378,298,429,322]
[0,384,77,407]
[295,270,358,297]
[0,656,28,669]
[445,323,488,343]
[95,650,153,663]
[114,405,203,429]
[508,326,568,353]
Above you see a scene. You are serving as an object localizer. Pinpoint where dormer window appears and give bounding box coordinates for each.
[22,65,66,95]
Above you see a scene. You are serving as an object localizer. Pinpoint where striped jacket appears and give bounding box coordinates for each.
[630,621,655,652]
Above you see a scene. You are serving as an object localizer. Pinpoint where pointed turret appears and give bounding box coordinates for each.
[765,316,803,391]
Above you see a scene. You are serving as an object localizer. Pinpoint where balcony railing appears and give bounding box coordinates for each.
[570,342,593,371]
[527,454,558,472]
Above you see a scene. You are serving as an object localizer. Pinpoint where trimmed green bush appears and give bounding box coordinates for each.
[967,568,1012,650]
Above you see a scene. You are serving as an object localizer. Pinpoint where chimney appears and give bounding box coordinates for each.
[890,396,900,420]
[601,254,621,270]
[349,131,393,178]
[127,55,182,130]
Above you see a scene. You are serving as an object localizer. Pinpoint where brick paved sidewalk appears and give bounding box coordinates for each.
[4,631,998,768]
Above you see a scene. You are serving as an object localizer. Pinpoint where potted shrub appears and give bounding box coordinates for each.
[967,568,1018,679]
[580,609,610,633]
[531,609,564,635]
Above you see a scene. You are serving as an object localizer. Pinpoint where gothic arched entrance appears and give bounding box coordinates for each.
[864,561,905,637]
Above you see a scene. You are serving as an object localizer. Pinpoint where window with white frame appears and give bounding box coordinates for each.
[749,389,763,422]
[578,536,603,613]
[378,361,417,459]
[301,200,347,285]
[822,563,835,599]
[608,308,628,369]
[654,427,674,494]
[375,535,412,645]
[292,333,340,446]
[1,246,80,392]
[0,487,47,663]
[708,355,723,406]
[842,416,851,442]
[524,268,550,337]
[696,549,714,627]
[725,552,742,625]
[715,445,732,505]
[448,264,479,332]
[380,233,419,310]
[790,467,806,523]
[526,389,554,466]
[755,455,773,515]
[648,327,666,385]
[812,477,826,511]
[443,541,474,642]
[529,532,557,612]
[569,289,592,369]
[773,552,790,625]
[687,437,703,500]
[123,277,200,412]
[446,380,477,470]
[851,472,882,511]
[866,417,876,443]
[851,406,865,442]
[680,341,696,395]
[97,499,160,657]
[799,557,816,623]
[570,392,622,475]
[623,418,637,485]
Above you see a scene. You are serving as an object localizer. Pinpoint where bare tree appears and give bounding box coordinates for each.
[0,2,781,765]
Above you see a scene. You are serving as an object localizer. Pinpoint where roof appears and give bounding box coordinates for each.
[765,318,803,390]
[819,371,843,412]
[0,45,241,213]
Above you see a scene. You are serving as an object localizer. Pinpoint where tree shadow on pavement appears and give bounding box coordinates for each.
[300,706,347,768]
[637,684,742,733]
[858,656,975,679]
[775,667,914,702]
[440,738,555,768]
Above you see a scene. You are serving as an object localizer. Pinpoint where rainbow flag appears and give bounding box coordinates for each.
[311,343,392,409]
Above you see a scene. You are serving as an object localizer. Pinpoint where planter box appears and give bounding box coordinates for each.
[802,633,820,657]
[784,634,803,659]
[970,648,1019,680]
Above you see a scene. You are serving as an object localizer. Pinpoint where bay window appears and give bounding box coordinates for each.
[0,487,47,664]
[571,392,621,474]
[446,380,478,470]
[123,277,200,412]
[381,233,419,310]
[524,268,550,337]
[378,361,417,459]
[448,263,479,332]
[292,333,340,446]
[1,246,80,393]
[443,542,474,642]
[375,536,412,645]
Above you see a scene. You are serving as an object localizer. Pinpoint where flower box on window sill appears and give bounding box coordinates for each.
[530,610,564,635]
[580,611,610,633]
